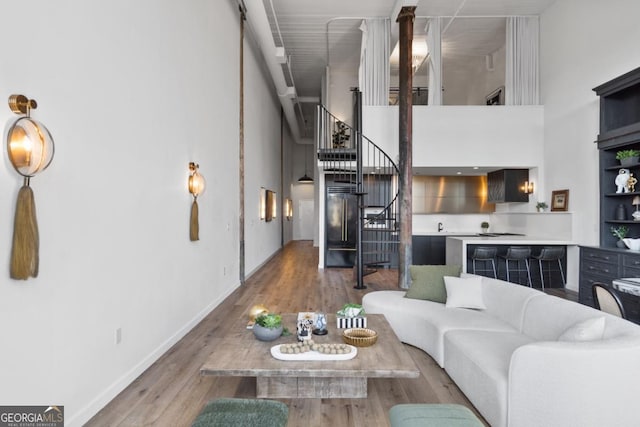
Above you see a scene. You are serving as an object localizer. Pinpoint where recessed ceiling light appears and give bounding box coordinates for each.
[456,171,462,175]
[473,166,479,170]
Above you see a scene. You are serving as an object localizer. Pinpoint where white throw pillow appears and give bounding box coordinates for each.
[443,276,486,310]
[558,317,606,342]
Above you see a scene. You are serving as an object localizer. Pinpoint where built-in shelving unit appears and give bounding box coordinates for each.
[594,66,640,247]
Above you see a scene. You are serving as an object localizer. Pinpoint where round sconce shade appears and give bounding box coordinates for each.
[7,116,54,177]
[189,170,206,197]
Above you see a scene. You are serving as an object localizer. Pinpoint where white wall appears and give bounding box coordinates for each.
[363,106,544,174]
[243,32,290,275]
[328,70,358,125]
[540,0,640,246]
[0,1,286,425]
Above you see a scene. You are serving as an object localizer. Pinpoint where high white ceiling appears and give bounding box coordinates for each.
[259,0,558,138]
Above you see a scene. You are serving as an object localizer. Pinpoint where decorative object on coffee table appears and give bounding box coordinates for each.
[342,328,378,347]
[253,313,283,341]
[271,341,357,361]
[313,312,328,335]
[337,303,367,328]
[247,304,270,328]
[296,312,315,341]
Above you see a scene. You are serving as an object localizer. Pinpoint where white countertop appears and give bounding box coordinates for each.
[445,235,576,245]
[412,231,479,236]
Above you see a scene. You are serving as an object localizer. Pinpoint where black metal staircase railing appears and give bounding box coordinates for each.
[316,98,399,288]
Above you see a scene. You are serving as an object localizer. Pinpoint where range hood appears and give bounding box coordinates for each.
[413,175,495,214]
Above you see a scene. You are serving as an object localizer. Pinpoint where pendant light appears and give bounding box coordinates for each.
[298,144,313,183]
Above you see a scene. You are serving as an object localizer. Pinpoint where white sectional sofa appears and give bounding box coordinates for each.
[362,273,640,427]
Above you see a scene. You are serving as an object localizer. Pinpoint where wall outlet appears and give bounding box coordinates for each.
[115,327,122,345]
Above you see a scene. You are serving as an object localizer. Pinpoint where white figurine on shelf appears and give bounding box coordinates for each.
[616,168,631,193]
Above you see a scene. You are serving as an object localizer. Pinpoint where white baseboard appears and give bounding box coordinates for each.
[66,282,240,427]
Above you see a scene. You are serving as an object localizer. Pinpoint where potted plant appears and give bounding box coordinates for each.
[481,221,489,233]
[616,149,640,166]
[611,225,629,248]
[332,121,350,148]
[536,202,548,212]
[253,313,283,341]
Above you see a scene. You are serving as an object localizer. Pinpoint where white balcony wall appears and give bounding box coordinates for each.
[362,106,544,169]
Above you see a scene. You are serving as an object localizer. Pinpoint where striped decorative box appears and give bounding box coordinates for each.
[336,316,367,329]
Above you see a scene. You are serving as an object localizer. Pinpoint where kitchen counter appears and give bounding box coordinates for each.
[412,231,479,236]
[445,235,578,289]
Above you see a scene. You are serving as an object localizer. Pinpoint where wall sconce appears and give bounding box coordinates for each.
[5,94,55,280]
[188,162,205,241]
[260,188,266,220]
[260,188,276,222]
[271,191,277,220]
[522,181,534,194]
[285,198,293,220]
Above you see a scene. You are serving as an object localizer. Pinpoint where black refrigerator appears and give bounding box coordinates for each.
[325,186,357,267]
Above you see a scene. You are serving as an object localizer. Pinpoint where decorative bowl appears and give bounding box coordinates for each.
[623,238,640,251]
[342,328,378,347]
[253,323,283,341]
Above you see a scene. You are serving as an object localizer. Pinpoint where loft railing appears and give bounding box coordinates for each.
[316,98,399,288]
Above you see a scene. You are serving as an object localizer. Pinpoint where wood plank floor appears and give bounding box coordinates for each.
[89,240,524,426]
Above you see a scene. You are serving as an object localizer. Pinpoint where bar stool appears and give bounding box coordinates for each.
[531,247,566,291]
[499,247,532,287]
[471,247,497,278]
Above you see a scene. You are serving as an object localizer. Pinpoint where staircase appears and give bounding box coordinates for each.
[316,92,399,288]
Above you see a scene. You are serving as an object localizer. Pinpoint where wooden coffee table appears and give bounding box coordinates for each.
[200,313,419,398]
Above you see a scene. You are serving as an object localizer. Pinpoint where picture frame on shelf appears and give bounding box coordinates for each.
[551,189,569,211]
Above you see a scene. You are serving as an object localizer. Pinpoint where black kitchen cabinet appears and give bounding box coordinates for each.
[412,236,446,265]
[487,169,529,203]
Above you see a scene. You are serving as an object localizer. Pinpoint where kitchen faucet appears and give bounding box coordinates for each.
[438,222,444,232]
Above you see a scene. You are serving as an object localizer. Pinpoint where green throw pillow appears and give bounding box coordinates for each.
[405,265,462,303]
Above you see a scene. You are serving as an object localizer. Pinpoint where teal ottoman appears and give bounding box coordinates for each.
[389,404,484,427]
[192,398,288,427]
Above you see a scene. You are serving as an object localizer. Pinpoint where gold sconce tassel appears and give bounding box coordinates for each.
[190,198,199,241]
[10,184,40,280]
[188,162,205,242]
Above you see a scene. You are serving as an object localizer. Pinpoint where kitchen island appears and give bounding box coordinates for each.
[446,235,577,289]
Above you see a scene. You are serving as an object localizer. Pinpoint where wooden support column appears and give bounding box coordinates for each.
[239,4,246,284]
[397,6,415,289]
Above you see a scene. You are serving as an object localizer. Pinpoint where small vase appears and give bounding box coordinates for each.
[252,324,283,341]
[615,204,628,220]
[617,239,627,248]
